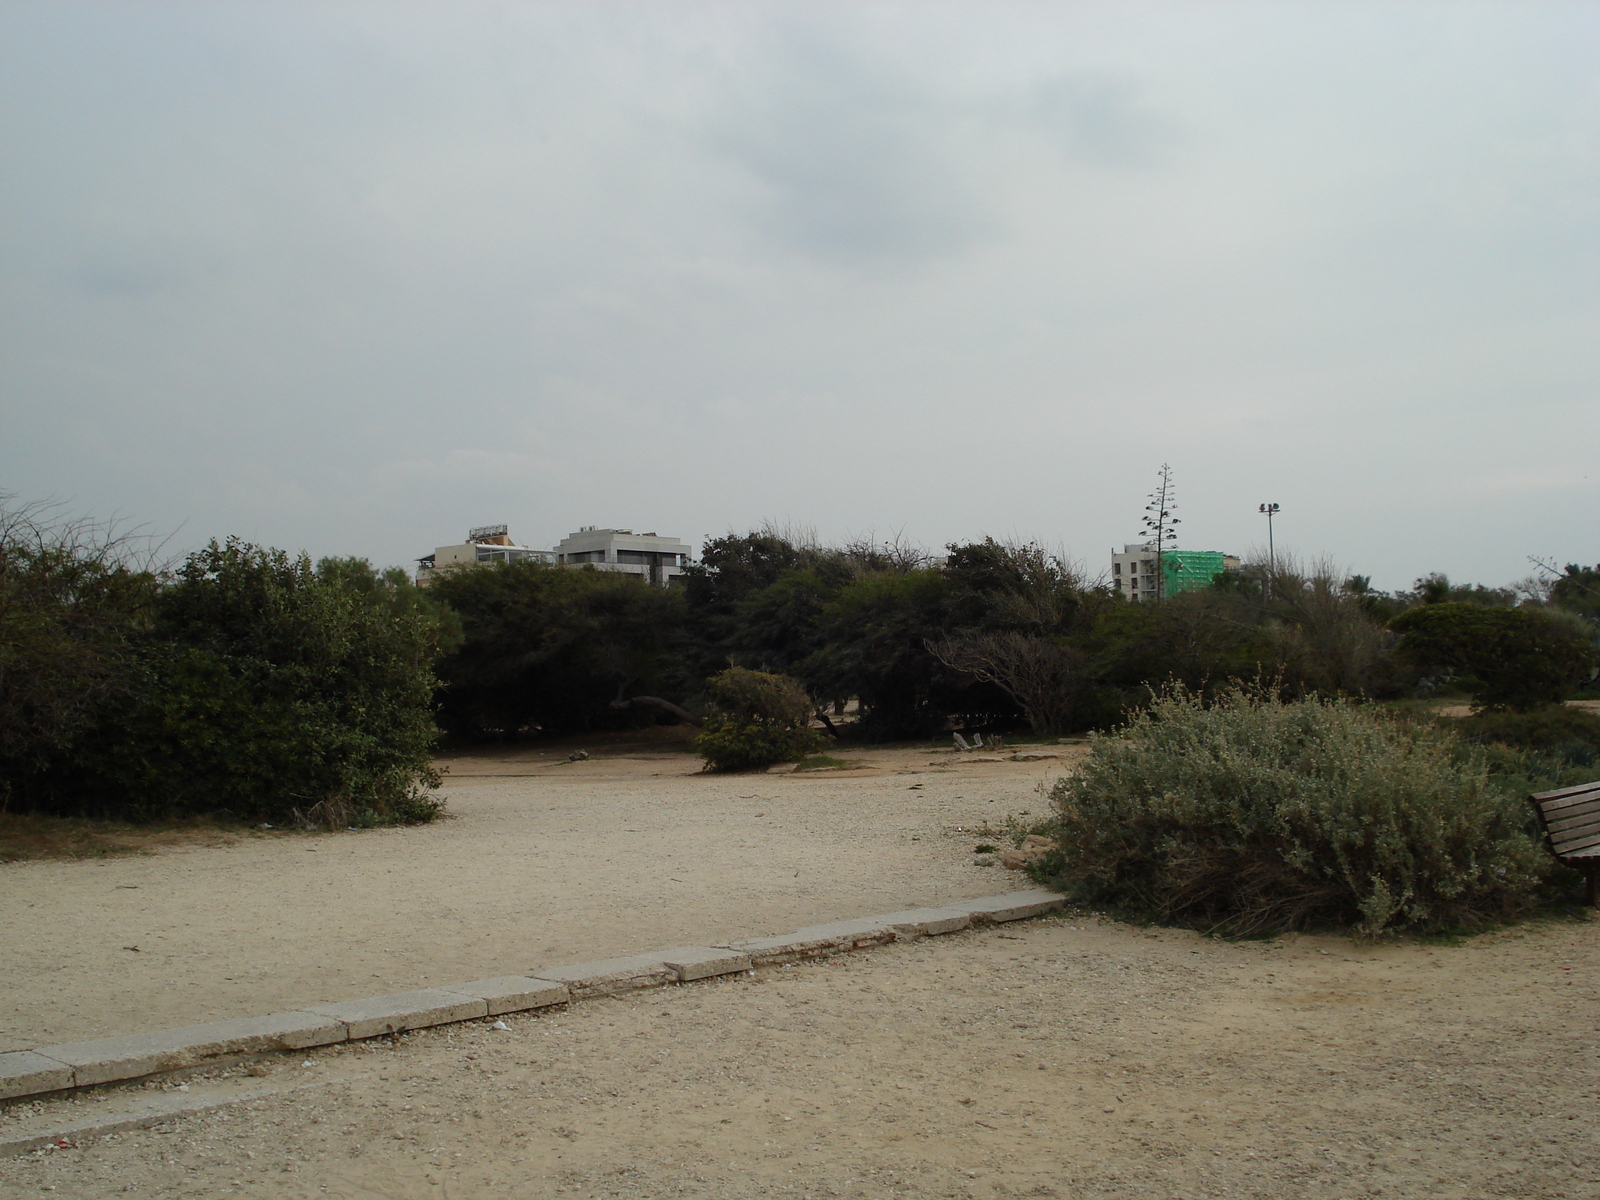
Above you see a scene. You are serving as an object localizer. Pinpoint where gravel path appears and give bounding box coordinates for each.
[0,742,1071,1049]
[3,911,1595,1199]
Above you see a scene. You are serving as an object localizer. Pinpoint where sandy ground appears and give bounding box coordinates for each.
[0,737,1079,1049]
[2,911,1595,1199]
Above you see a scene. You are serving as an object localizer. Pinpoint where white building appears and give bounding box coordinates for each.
[416,524,692,588]
[415,525,553,585]
[555,527,691,587]
[1111,543,1161,602]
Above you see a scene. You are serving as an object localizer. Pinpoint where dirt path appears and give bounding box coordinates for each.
[4,911,1595,1199]
[0,741,1076,1049]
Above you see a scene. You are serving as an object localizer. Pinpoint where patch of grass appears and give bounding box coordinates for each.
[792,754,865,772]
[793,754,846,771]
[0,811,252,863]
[973,843,999,854]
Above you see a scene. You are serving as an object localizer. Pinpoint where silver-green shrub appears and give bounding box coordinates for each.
[1045,687,1548,935]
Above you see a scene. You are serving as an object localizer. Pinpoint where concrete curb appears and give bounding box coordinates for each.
[0,888,1063,1108]
[0,1078,330,1158]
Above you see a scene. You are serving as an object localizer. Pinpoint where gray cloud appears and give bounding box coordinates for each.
[708,34,992,263]
[0,2,1594,590]
[1024,74,1180,168]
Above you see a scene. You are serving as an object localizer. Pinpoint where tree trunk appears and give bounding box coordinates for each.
[610,694,702,727]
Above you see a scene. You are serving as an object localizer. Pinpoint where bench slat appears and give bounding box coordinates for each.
[1534,791,1600,816]
[1532,782,1600,803]
[1550,825,1600,849]
[1552,840,1600,860]
[1546,810,1600,837]
[1551,837,1600,858]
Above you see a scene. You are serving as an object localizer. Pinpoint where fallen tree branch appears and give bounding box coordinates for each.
[609,681,702,727]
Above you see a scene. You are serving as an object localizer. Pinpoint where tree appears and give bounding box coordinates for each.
[681,528,820,677]
[1258,560,1397,697]
[931,539,1105,734]
[930,632,1086,735]
[1140,465,1180,600]
[1545,562,1600,624]
[1404,573,1517,608]
[1389,602,1597,711]
[0,497,157,783]
[428,560,689,739]
[32,539,450,825]
[801,570,994,738]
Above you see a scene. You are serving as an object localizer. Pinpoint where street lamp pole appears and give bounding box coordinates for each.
[1258,503,1280,591]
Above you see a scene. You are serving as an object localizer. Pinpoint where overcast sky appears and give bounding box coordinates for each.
[2,1,1595,591]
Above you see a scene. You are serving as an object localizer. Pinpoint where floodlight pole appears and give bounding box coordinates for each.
[1258,503,1280,594]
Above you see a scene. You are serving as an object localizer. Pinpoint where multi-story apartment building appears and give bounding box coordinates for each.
[554,527,691,587]
[416,525,690,587]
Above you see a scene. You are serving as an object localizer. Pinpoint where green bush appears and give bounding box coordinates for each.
[1390,603,1597,711]
[1442,706,1600,791]
[21,542,448,828]
[0,498,157,777]
[695,668,825,772]
[1043,687,1548,936]
[1446,705,1600,761]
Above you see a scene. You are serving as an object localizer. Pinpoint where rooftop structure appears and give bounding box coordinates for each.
[416,524,692,588]
[415,526,554,585]
[555,527,691,587]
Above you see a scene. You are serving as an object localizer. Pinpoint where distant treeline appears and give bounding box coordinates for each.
[2,497,1597,825]
[429,528,1599,741]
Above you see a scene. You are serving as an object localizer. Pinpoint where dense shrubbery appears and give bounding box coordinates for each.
[1042,689,1549,936]
[623,533,1600,740]
[1,526,452,827]
[694,668,826,772]
[1390,603,1597,712]
[1442,706,1600,790]
[9,489,1598,831]
[427,559,687,739]
[0,500,157,776]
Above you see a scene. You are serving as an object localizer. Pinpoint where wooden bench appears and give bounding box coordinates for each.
[1530,781,1600,907]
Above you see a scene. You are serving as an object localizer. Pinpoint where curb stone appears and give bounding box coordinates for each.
[305,990,488,1040]
[0,1052,74,1101]
[0,1078,330,1159]
[1,888,1063,1113]
[434,977,570,1016]
[960,889,1066,923]
[33,1012,348,1090]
